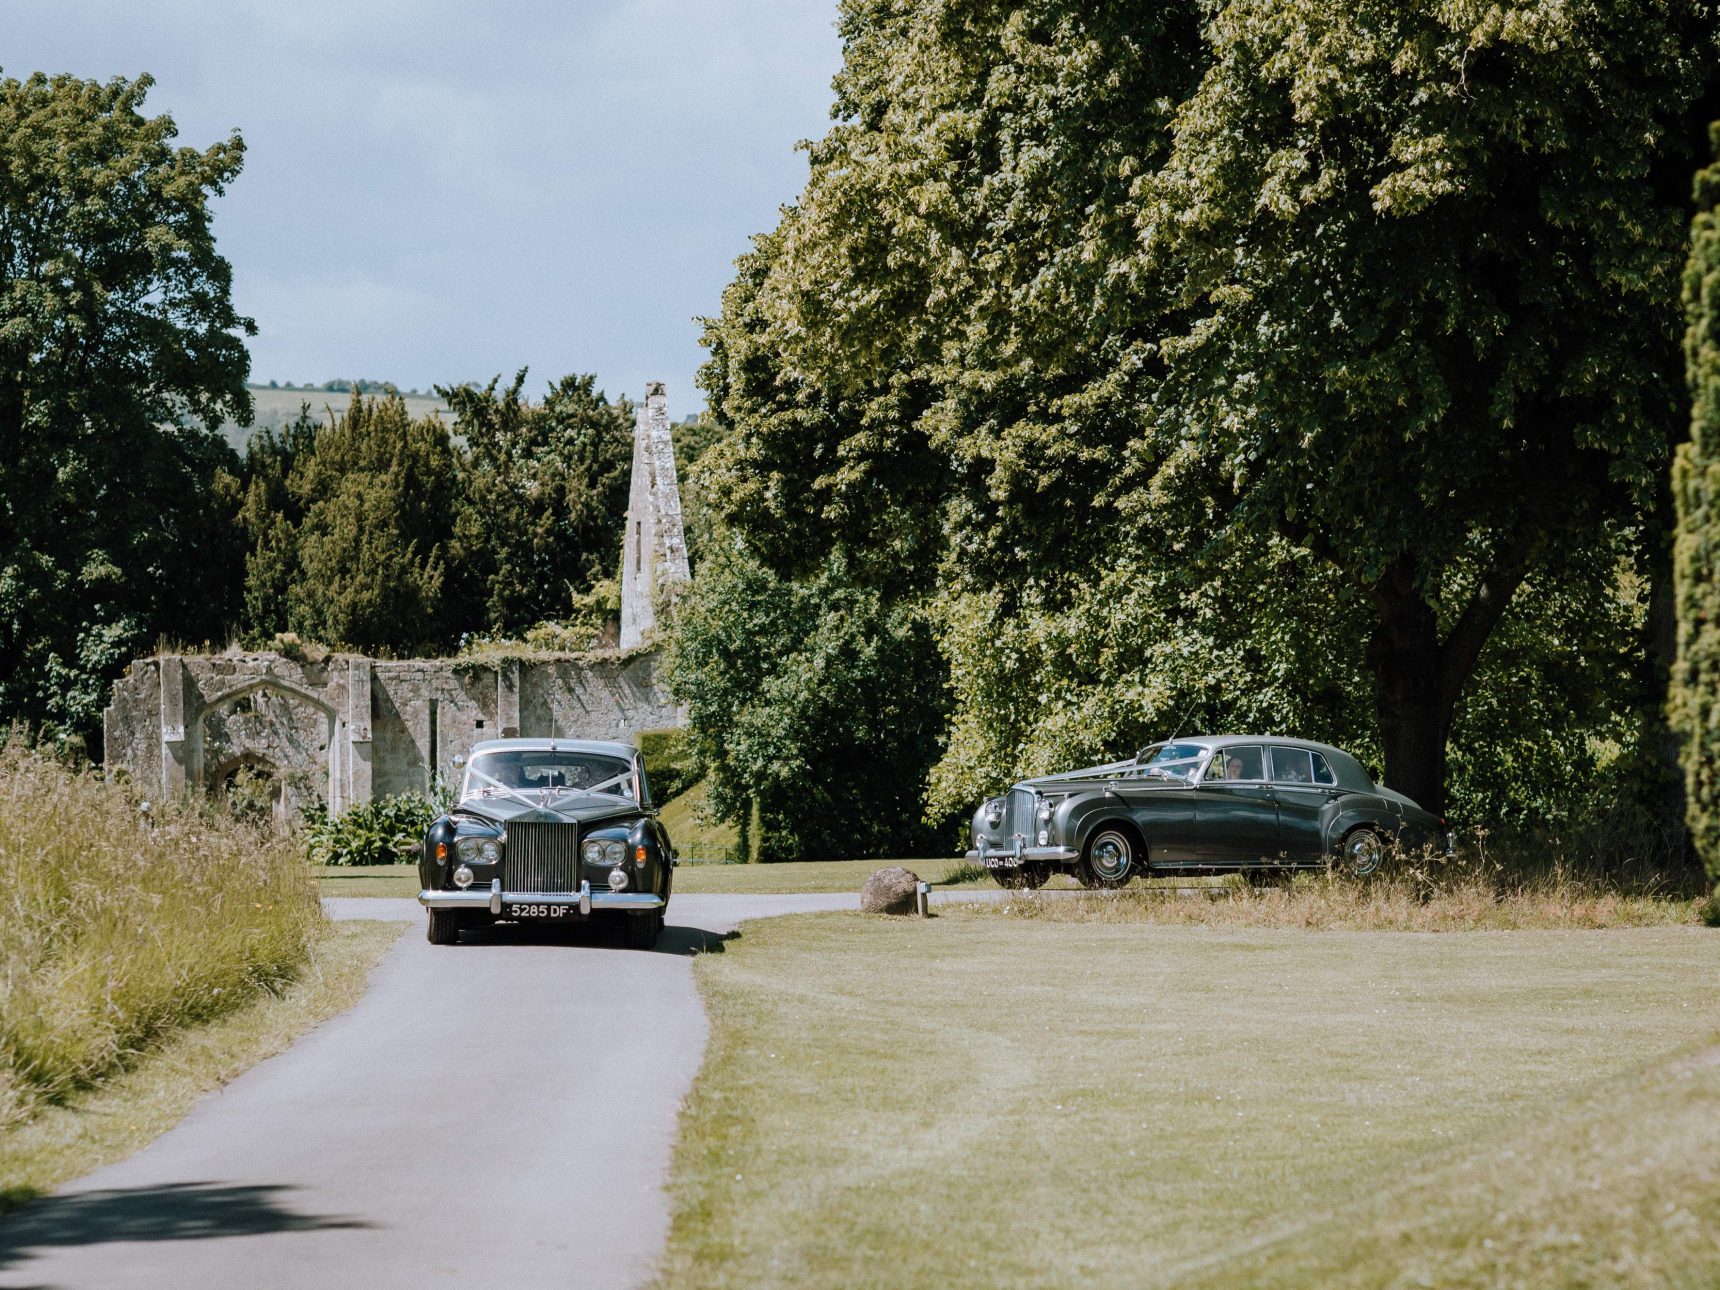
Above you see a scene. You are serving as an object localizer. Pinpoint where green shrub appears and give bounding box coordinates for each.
[0,737,323,1121]
[638,727,694,805]
[1700,885,1720,928]
[301,792,437,866]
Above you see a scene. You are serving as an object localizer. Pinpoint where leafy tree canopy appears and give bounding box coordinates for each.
[667,544,950,859]
[237,393,457,655]
[441,370,632,636]
[687,0,1717,853]
[0,71,252,742]
[1129,0,1712,812]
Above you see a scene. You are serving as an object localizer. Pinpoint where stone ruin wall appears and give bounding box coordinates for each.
[103,649,681,814]
[106,380,694,814]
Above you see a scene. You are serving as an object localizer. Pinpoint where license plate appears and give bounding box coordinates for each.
[507,903,573,919]
[981,855,1019,870]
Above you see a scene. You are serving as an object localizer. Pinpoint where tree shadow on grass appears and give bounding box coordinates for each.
[0,1180,371,1274]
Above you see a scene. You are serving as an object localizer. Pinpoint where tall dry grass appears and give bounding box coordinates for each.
[963,834,1707,933]
[0,739,323,1128]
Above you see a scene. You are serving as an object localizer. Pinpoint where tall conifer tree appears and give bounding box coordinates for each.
[1673,125,1720,891]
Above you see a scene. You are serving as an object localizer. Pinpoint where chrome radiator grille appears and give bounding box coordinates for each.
[505,823,580,893]
[1005,788,1036,838]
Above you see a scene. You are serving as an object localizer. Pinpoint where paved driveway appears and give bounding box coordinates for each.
[0,893,860,1290]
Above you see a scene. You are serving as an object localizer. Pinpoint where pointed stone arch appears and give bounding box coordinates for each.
[196,673,344,813]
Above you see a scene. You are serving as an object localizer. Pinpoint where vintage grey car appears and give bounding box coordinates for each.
[967,735,1452,888]
[418,738,672,947]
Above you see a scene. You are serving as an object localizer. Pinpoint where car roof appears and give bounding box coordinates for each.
[466,738,636,760]
[1147,735,1374,788]
[1161,734,1354,759]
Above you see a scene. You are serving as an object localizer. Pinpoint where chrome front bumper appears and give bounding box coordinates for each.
[418,878,664,916]
[966,838,1079,868]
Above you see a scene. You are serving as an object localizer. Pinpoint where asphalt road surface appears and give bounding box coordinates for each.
[0,891,863,1290]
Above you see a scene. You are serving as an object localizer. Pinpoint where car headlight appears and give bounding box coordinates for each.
[480,839,500,863]
[456,837,480,862]
[604,840,626,864]
[984,799,1003,828]
[582,839,605,863]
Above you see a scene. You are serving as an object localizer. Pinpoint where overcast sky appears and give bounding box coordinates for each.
[5,0,843,414]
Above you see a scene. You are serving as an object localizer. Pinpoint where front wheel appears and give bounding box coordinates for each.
[623,909,664,949]
[1079,828,1138,889]
[1336,827,1385,878]
[426,908,462,945]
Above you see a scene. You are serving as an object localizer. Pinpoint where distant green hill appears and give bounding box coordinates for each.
[213,385,453,456]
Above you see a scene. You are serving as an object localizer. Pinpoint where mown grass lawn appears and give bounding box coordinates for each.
[655,915,1720,1289]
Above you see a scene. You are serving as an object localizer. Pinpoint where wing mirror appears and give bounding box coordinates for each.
[452,754,466,770]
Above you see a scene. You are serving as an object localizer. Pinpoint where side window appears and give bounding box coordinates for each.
[1218,746,1264,781]
[1310,753,1336,786]
[1269,747,1314,784]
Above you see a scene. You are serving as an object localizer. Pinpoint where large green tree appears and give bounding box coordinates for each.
[1133,0,1713,814]
[684,1,1203,853]
[238,392,457,654]
[667,545,949,859]
[0,72,252,741]
[690,0,1717,850]
[441,371,632,635]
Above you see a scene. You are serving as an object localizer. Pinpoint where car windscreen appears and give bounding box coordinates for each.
[462,750,634,801]
[1132,743,1208,784]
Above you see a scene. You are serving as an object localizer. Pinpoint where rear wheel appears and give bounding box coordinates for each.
[426,908,462,945]
[624,909,664,949]
[1079,828,1138,889]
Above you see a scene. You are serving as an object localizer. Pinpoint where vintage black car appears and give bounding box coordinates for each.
[418,738,672,947]
[967,735,1452,888]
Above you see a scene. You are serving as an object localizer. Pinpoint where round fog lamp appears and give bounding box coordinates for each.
[453,864,475,889]
[1037,830,1050,846]
[607,868,629,892]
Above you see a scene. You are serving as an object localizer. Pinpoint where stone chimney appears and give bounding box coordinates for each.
[619,382,690,650]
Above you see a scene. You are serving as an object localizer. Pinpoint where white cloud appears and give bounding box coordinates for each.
[4,0,842,408]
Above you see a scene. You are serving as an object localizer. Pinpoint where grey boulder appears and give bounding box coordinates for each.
[861,866,921,914]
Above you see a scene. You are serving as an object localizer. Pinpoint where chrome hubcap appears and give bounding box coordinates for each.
[1090,833,1132,882]
[1346,832,1382,877]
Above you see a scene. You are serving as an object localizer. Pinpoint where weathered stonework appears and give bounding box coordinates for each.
[619,382,691,651]
[103,650,680,811]
[105,377,692,813]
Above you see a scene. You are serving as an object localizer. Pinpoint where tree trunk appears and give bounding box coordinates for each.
[1369,564,1450,814]
[1368,543,1535,817]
